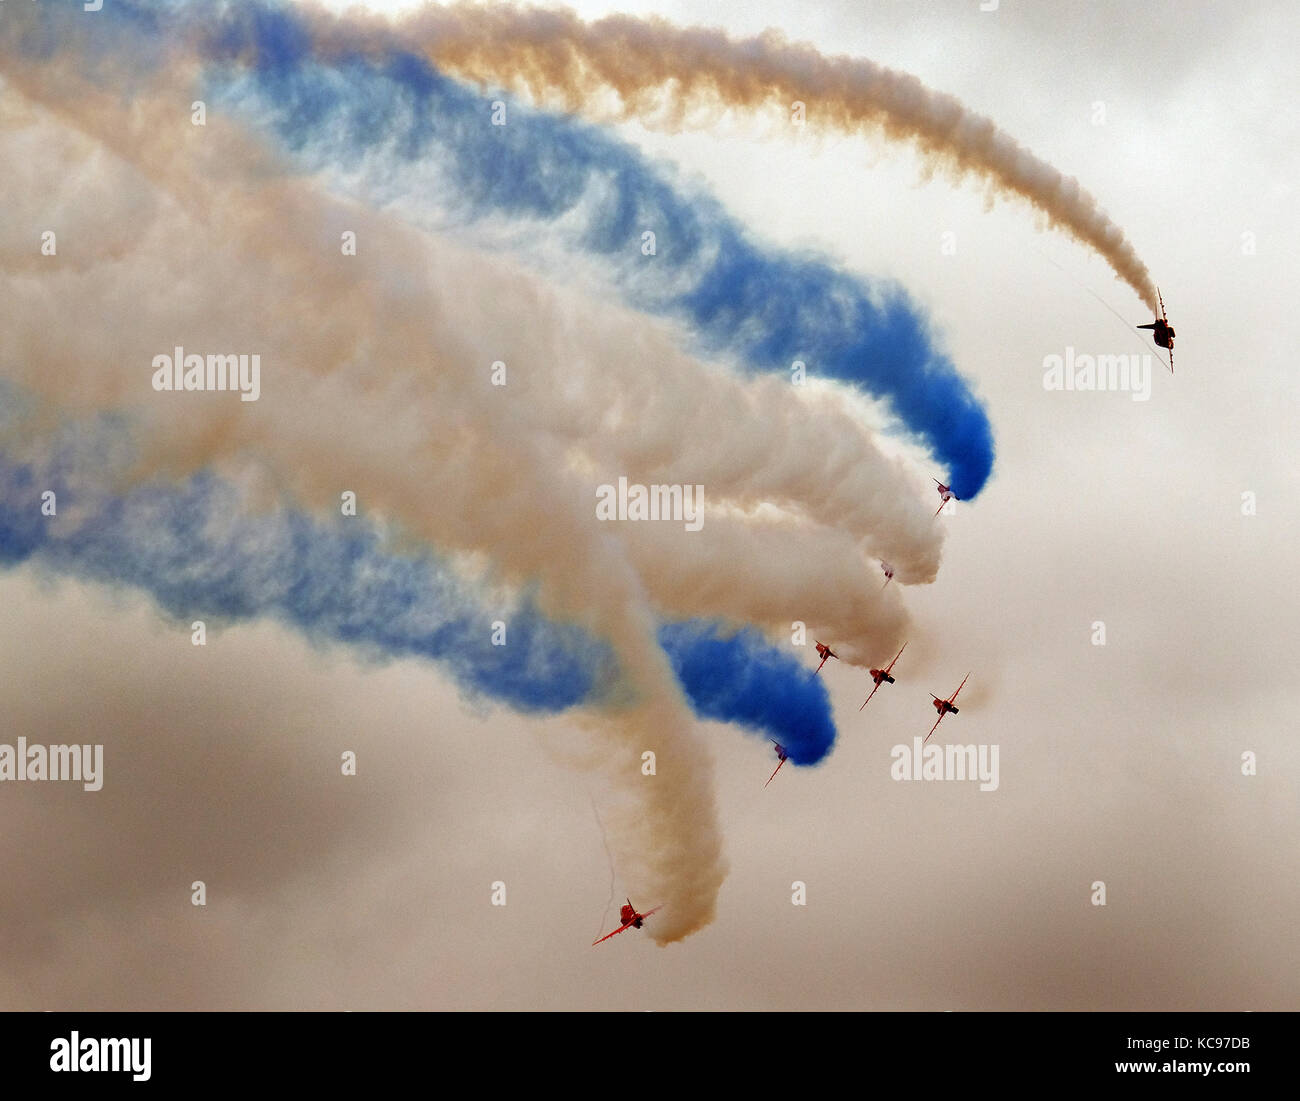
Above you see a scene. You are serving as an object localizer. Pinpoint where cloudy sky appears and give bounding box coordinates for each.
[1,0,1296,1010]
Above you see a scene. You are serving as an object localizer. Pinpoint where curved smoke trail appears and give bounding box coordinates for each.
[2,1,997,499]
[387,2,1161,313]
[0,422,836,764]
[0,0,949,940]
[660,621,834,766]
[189,1,996,500]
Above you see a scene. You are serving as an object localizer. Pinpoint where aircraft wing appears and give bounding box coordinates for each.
[924,712,945,744]
[949,673,971,705]
[859,682,880,711]
[593,905,663,944]
[592,922,633,946]
[886,642,907,673]
[764,758,787,788]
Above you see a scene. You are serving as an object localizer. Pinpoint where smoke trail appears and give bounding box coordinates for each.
[0,1,937,939]
[0,46,941,608]
[0,419,838,760]
[660,621,834,766]
[2,18,738,931]
[617,513,910,668]
[3,1,994,499]
[184,2,996,500]
[0,425,607,713]
[390,2,1160,314]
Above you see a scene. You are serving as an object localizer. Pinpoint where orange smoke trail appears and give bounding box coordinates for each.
[336,2,1159,312]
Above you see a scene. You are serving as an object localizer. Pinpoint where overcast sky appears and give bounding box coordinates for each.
[1,0,1296,1010]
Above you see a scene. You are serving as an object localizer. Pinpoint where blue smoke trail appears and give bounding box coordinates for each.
[36,0,994,499]
[0,447,606,714]
[658,620,835,766]
[0,429,836,756]
[204,20,994,497]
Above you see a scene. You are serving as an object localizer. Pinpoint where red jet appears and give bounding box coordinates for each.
[764,742,789,788]
[880,561,895,588]
[813,641,838,674]
[592,898,663,945]
[925,673,970,743]
[933,479,957,516]
[1137,287,1175,373]
[859,642,907,711]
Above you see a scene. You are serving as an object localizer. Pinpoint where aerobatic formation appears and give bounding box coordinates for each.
[0,0,1171,947]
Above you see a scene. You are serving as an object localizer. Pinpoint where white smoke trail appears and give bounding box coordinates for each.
[0,23,935,939]
[320,2,1161,312]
